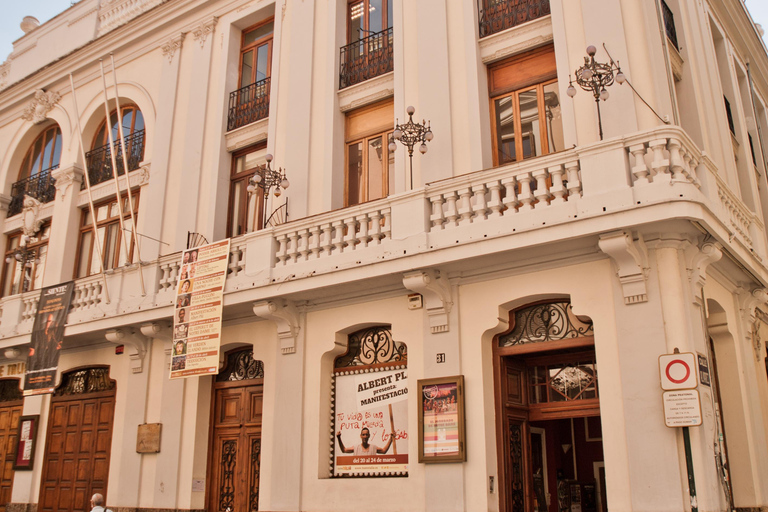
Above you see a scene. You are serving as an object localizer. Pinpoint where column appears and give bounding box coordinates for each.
[44,165,83,285]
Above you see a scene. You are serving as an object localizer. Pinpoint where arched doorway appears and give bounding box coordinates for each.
[38,367,116,512]
[207,348,264,512]
[0,379,23,512]
[494,300,606,512]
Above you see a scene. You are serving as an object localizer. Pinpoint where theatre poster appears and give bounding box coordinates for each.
[418,375,466,463]
[333,366,409,476]
[170,239,230,379]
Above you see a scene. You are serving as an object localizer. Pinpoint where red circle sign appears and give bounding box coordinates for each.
[665,359,691,384]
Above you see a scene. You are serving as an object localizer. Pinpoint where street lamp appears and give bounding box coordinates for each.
[388,106,434,189]
[566,45,626,140]
[247,154,289,228]
[5,236,41,294]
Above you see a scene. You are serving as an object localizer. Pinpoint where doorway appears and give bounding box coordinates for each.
[0,379,23,512]
[494,300,606,512]
[207,348,264,512]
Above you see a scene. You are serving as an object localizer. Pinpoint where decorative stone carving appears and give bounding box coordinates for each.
[136,165,150,186]
[403,269,452,333]
[684,240,722,299]
[598,231,649,305]
[106,327,149,373]
[21,89,61,124]
[738,287,768,362]
[0,194,11,214]
[161,33,186,63]
[98,0,165,36]
[0,61,9,89]
[252,299,300,354]
[192,17,218,48]
[52,165,84,200]
[20,196,43,240]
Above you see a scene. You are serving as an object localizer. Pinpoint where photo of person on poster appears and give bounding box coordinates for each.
[178,279,193,294]
[176,294,191,309]
[28,311,63,371]
[336,427,395,456]
[174,323,189,340]
[173,340,187,356]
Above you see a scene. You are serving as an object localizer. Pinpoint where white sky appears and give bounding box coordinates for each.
[0,1,767,67]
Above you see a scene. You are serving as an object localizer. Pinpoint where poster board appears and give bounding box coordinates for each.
[418,375,466,463]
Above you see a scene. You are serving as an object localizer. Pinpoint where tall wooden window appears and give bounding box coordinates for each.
[8,126,61,216]
[345,99,394,206]
[1,226,49,298]
[239,21,273,91]
[86,106,145,187]
[488,45,564,166]
[348,0,392,43]
[228,145,267,237]
[74,193,139,278]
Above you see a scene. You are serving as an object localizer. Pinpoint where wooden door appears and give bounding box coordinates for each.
[39,368,115,512]
[501,358,530,512]
[0,379,23,512]
[207,349,264,512]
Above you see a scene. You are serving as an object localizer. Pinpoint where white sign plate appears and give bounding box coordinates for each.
[659,353,698,390]
[662,390,702,427]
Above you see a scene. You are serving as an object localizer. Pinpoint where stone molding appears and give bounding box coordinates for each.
[598,231,649,305]
[739,287,768,362]
[338,72,394,113]
[52,164,84,200]
[479,15,553,64]
[98,0,165,36]
[192,16,218,48]
[225,118,269,152]
[0,60,9,89]
[253,299,300,354]
[161,33,186,63]
[403,269,452,333]
[77,163,150,207]
[21,89,61,124]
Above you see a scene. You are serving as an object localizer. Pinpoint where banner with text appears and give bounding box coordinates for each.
[24,282,74,396]
[333,367,408,476]
[170,240,230,379]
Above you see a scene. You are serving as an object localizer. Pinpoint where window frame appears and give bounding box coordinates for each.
[238,19,274,90]
[91,105,145,150]
[347,0,392,43]
[227,143,267,238]
[18,126,62,181]
[1,226,50,298]
[74,192,140,278]
[344,99,394,207]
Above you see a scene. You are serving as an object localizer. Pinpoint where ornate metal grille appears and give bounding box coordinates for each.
[217,349,264,382]
[508,422,524,512]
[83,129,145,189]
[228,77,271,131]
[339,27,394,89]
[249,438,261,511]
[661,0,679,50]
[478,0,551,38]
[8,166,57,217]
[219,440,237,512]
[499,301,593,347]
[335,325,407,368]
[0,379,22,402]
[54,367,115,396]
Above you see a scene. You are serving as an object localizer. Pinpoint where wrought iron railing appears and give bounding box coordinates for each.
[227,77,271,132]
[478,0,551,38]
[339,27,394,90]
[8,166,58,217]
[83,129,145,188]
[661,0,679,50]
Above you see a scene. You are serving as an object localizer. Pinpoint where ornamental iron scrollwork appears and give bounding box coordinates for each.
[249,438,262,511]
[334,325,407,368]
[0,379,22,402]
[217,348,264,382]
[499,301,593,348]
[54,367,115,396]
[219,440,237,512]
[509,421,524,512]
[478,0,551,39]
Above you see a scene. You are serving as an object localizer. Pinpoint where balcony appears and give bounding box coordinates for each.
[478,0,551,38]
[7,166,57,217]
[0,126,764,340]
[83,129,145,188]
[339,27,393,90]
[227,77,271,132]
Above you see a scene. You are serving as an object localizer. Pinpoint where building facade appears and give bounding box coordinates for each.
[0,0,767,511]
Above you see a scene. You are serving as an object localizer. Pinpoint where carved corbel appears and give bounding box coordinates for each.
[685,241,722,299]
[253,299,300,354]
[598,231,649,305]
[403,269,453,333]
[738,287,768,361]
[106,327,149,373]
[51,165,84,200]
[161,33,186,63]
[192,16,218,48]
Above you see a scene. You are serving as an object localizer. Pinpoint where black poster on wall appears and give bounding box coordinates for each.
[24,282,74,396]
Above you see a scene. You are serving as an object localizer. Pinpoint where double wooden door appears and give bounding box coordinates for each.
[0,394,22,512]
[39,389,115,512]
[208,381,263,512]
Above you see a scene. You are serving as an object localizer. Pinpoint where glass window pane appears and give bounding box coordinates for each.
[134,110,145,132]
[110,202,120,218]
[119,225,132,267]
[543,82,564,155]
[387,133,395,196]
[494,96,516,164]
[91,227,106,275]
[97,205,109,222]
[243,22,273,46]
[367,136,384,201]
[52,129,62,167]
[347,142,364,205]
[78,231,92,278]
[122,109,134,135]
[43,132,54,170]
[2,260,15,297]
[369,0,383,32]
[33,245,47,290]
[104,223,119,270]
[349,1,364,43]
[232,181,243,236]
[387,0,392,28]
[110,112,120,141]
[519,89,542,159]
[256,44,269,82]
[241,50,254,88]
[30,137,44,176]
[11,260,23,296]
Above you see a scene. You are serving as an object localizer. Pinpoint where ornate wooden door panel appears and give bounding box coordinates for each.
[0,380,23,512]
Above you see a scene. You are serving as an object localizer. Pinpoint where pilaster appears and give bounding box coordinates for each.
[44,164,83,286]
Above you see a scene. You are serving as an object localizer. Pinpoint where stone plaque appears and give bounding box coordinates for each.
[136,423,162,453]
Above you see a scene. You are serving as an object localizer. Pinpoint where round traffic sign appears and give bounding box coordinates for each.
[665,359,691,384]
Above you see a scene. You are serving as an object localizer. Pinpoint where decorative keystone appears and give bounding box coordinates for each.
[403,269,452,333]
[106,327,149,373]
[598,231,649,305]
[21,89,60,124]
[253,299,300,354]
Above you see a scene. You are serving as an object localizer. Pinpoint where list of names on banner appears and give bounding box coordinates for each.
[170,240,230,379]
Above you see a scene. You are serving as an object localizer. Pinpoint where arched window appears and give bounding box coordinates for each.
[85,105,145,187]
[8,126,61,217]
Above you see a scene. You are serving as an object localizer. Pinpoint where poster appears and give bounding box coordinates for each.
[24,282,74,396]
[421,380,461,459]
[13,415,38,469]
[333,367,408,476]
[170,240,230,379]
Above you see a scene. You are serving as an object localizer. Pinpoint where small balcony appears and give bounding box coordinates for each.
[227,77,271,132]
[7,166,57,217]
[83,129,146,188]
[339,27,394,90]
[478,0,551,38]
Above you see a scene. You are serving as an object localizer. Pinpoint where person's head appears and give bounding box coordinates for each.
[175,341,184,354]
[90,493,104,507]
[189,250,198,262]
[181,280,191,293]
[360,427,371,447]
[46,313,54,326]
[182,252,190,264]
[178,309,186,322]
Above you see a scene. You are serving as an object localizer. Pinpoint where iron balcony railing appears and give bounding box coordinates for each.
[83,129,145,188]
[227,77,271,132]
[661,0,679,50]
[478,0,551,38]
[7,166,58,217]
[339,27,394,90]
